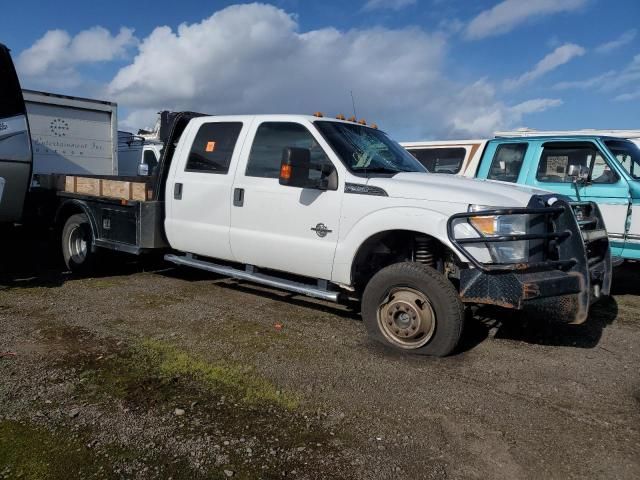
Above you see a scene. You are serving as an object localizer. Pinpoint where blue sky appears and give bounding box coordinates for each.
[1,0,638,140]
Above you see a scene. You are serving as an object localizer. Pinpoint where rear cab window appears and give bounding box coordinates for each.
[536,142,619,184]
[487,143,528,182]
[185,122,243,174]
[408,147,466,173]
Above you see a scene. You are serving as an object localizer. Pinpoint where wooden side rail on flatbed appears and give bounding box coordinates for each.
[63,175,153,202]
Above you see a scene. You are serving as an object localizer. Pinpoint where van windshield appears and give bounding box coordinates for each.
[314,121,426,176]
[605,140,640,180]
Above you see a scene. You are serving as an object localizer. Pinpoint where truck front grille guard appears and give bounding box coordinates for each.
[446,201,607,273]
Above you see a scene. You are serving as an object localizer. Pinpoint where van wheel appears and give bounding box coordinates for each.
[362,262,464,357]
[62,213,97,274]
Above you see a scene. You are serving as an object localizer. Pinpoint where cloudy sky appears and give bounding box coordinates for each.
[2,0,638,140]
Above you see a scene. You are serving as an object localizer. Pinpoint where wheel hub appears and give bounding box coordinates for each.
[377,288,436,349]
[68,225,88,263]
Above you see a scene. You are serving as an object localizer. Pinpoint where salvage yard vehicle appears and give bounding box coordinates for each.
[1,43,612,356]
[404,134,640,262]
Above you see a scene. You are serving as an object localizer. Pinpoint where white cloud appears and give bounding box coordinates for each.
[363,0,416,11]
[595,29,637,54]
[509,98,563,115]
[556,53,640,94]
[15,3,562,139]
[614,89,640,102]
[17,26,137,89]
[553,71,616,90]
[108,3,555,139]
[445,79,562,136]
[505,43,586,89]
[465,0,588,40]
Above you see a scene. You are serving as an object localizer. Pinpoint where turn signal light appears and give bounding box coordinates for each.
[280,163,292,180]
[469,216,497,236]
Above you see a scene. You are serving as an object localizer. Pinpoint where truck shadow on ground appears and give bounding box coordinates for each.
[459,295,619,352]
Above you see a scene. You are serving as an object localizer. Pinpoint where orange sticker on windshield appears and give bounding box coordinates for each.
[205,141,216,152]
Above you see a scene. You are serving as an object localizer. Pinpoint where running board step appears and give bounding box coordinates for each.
[164,254,340,302]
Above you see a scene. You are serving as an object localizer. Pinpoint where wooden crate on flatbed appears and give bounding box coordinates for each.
[64,175,151,202]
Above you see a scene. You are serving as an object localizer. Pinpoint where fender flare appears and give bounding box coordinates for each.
[55,199,99,248]
[331,206,468,285]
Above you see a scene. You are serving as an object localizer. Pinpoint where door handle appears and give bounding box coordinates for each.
[233,188,244,207]
[174,182,183,200]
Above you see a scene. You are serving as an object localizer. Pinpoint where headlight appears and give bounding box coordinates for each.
[467,204,529,263]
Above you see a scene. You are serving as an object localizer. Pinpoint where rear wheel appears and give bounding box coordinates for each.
[362,262,464,357]
[61,213,97,274]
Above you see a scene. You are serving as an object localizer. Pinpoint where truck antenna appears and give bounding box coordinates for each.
[350,90,357,119]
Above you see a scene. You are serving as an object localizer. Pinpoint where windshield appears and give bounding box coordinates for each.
[605,139,640,180]
[314,121,427,176]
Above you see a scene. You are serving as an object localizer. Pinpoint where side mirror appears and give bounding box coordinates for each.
[137,163,150,176]
[279,147,312,188]
[567,164,589,182]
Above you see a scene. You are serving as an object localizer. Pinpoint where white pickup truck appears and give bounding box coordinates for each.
[0,45,611,356]
[38,112,610,356]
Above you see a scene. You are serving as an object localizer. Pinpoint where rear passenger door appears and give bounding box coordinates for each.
[165,118,249,261]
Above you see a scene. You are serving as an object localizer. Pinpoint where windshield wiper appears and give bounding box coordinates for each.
[352,167,409,174]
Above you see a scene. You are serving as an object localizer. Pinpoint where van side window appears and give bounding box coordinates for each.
[409,147,466,173]
[536,144,619,184]
[246,122,331,179]
[185,122,243,174]
[487,143,527,182]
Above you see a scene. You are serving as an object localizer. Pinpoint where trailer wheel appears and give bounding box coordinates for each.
[62,213,97,273]
[362,262,464,357]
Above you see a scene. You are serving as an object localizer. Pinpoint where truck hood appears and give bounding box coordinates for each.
[368,173,551,207]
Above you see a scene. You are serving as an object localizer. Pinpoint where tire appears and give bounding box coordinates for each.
[361,262,464,357]
[61,213,97,274]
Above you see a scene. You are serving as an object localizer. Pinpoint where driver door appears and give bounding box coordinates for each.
[0,44,32,222]
[527,141,630,247]
[230,119,343,280]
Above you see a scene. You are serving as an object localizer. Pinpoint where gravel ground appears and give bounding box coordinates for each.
[0,226,639,479]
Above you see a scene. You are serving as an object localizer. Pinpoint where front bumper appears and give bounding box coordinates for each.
[448,198,612,324]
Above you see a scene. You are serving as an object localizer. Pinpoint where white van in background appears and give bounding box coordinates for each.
[401,139,487,176]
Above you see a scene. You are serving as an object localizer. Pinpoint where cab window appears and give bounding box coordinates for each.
[536,143,618,184]
[185,122,243,174]
[246,122,332,179]
[409,147,466,173]
[487,143,527,182]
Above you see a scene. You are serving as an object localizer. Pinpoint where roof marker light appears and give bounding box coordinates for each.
[358,119,367,125]
[336,114,346,120]
[313,112,324,118]
[348,115,357,122]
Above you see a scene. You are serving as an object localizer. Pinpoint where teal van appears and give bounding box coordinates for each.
[474,136,640,261]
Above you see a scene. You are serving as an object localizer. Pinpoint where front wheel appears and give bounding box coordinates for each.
[361,262,464,357]
[61,213,98,274]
